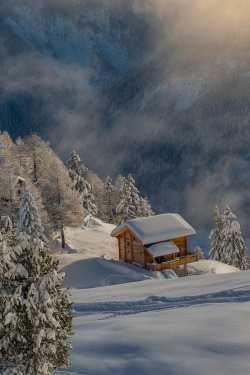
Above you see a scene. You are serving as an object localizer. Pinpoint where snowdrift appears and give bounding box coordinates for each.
[62,257,164,289]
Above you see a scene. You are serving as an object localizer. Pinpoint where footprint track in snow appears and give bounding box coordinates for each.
[72,287,250,319]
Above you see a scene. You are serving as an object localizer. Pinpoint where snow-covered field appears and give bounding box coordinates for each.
[53,220,250,375]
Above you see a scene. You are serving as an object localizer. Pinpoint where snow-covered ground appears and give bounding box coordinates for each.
[53,219,250,375]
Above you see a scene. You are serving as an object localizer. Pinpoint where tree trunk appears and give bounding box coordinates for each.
[61,225,65,249]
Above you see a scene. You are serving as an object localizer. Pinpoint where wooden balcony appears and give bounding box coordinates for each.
[146,252,198,271]
[179,253,198,265]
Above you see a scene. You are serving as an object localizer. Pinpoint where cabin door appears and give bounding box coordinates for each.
[126,239,132,263]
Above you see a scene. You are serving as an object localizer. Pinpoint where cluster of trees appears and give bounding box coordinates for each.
[0,132,84,249]
[0,184,72,374]
[67,150,154,226]
[0,131,154,249]
[209,205,248,270]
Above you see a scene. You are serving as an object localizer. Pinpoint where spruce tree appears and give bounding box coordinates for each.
[194,246,204,260]
[116,174,141,224]
[67,150,87,195]
[219,205,248,270]
[18,184,48,244]
[86,171,104,219]
[0,189,73,374]
[102,176,116,223]
[209,206,223,261]
[140,197,154,217]
[67,151,97,217]
[82,180,98,217]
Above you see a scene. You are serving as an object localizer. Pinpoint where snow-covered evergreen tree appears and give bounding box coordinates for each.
[140,197,154,217]
[18,184,48,243]
[102,176,116,223]
[209,206,223,261]
[82,181,98,217]
[194,245,204,260]
[219,205,248,270]
[67,150,87,195]
[0,201,72,374]
[67,151,97,217]
[86,170,104,219]
[116,174,141,224]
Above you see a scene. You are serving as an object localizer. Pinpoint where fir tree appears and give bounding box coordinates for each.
[0,192,73,374]
[209,206,223,261]
[140,197,154,217]
[194,246,204,260]
[102,176,116,223]
[82,180,98,217]
[116,174,141,224]
[66,150,87,195]
[219,205,248,270]
[67,151,97,217]
[86,171,104,219]
[17,184,48,244]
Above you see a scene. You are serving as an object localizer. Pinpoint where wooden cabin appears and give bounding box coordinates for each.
[111,214,198,277]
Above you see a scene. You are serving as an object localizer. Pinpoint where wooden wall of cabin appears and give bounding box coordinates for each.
[145,249,154,264]
[125,231,133,263]
[118,230,146,267]
[171,237,187,256]
[131,232,145,267]
[118,235,126,261]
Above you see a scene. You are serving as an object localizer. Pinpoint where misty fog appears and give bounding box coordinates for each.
[0,0,250,234]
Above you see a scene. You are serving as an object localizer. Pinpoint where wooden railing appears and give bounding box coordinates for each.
[146,252,198,271]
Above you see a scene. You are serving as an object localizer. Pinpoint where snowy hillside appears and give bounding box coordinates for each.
[49,219,250,374]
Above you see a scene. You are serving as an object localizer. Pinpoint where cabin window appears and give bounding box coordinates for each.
[156,256,164,264]
[127,241,130,247]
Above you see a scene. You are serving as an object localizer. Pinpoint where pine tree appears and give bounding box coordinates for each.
[67,151,97,217]
[194,246,204,260]
[18,184,48,244]
[66,150,87,195]
[0,191,73,374]
[209,206,223,261]
[86,171,104,219]
[102,176,116,223]
[116,174,141,224]
[82,181,98,217]
[219,205,248,270]
[140,197,154,217]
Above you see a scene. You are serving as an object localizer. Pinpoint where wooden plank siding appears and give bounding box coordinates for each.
[125,231,132,263]
[172,237,187,256]
[132,238,146,267]
[118,235,126,261]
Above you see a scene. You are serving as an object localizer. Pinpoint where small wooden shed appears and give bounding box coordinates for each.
[111,214,198,277]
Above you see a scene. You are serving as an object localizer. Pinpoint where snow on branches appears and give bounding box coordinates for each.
[209,205,248,270]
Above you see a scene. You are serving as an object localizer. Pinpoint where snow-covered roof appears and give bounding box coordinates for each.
[111,214,196,245]
[147,241,179,257]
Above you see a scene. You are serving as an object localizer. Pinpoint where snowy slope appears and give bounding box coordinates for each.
[54,271,250,375]
[59,219,177,289]
[51,220,249,375]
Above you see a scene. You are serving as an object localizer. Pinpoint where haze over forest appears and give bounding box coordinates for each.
[0,0,250,233]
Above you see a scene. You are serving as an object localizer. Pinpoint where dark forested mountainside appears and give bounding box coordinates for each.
[0,0,250,232]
